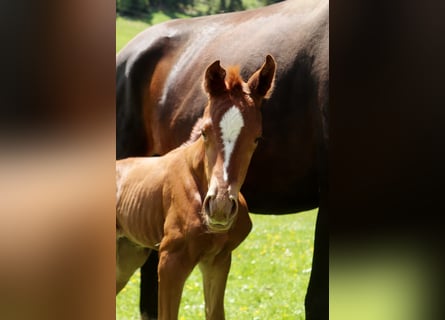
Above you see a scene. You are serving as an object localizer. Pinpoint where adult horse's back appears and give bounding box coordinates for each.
[116,0,328,319]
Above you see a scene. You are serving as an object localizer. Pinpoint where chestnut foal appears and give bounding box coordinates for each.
[116,55,276,320]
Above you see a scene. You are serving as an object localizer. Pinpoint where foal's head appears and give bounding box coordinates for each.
[199,55,276,232]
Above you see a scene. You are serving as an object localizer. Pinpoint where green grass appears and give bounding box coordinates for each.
[116,9,194,52]
[116,16,150,53]
[116,11,193,52]
[116,11,187,52]
[116,209,317,319]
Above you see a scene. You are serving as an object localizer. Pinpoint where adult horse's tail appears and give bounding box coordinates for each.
[116,26,168,160]
[116,25,172,320]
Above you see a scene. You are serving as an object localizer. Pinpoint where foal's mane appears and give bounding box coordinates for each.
[181,117,205,147]
[226,66,250,96]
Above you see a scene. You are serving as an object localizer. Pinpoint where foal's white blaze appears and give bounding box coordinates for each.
[219,106,245,181]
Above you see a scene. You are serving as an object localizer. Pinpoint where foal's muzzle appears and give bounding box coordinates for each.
[202,193,238,232]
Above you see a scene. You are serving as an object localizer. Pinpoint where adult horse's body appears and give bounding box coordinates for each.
[116,0,328,319]
[116,57,276,320]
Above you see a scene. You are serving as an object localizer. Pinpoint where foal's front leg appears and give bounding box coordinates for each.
[199,250,232,320]
[157,248,195,320]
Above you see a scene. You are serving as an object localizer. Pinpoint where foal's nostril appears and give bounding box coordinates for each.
[203,195,212,214]
[230,197,238,215]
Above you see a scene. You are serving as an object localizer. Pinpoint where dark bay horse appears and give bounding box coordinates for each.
[116,0,328,319]
[116,57,276,320]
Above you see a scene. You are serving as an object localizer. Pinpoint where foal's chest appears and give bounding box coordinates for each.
[196,232,234,259]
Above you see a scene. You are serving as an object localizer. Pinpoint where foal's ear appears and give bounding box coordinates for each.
[204,60,227,96]
[247,55,276,100]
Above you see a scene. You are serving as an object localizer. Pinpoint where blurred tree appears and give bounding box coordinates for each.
[117,0,149,16]
[228,0,243,11]
[116,0,285,17]
[148,0,195,11]
[219,0,227,12]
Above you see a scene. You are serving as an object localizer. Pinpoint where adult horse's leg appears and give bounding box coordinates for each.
[140,252,159,320]
[304,206,328,320]
[199,251,231,320]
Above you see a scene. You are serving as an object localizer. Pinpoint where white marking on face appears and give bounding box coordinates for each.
[219,106,245,181]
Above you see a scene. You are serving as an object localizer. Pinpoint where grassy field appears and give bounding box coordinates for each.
[116,8,317,319]
[116,13,188,52]
[116,16,150,52]
[117,210,317,319]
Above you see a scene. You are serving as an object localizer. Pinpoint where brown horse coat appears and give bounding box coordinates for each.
[116,57,276,320]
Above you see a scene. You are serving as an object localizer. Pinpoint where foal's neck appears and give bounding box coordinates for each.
[182,138,208,194]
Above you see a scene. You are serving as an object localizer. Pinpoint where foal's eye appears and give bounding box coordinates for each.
[254,137,262,144]
[201,130,207,140]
